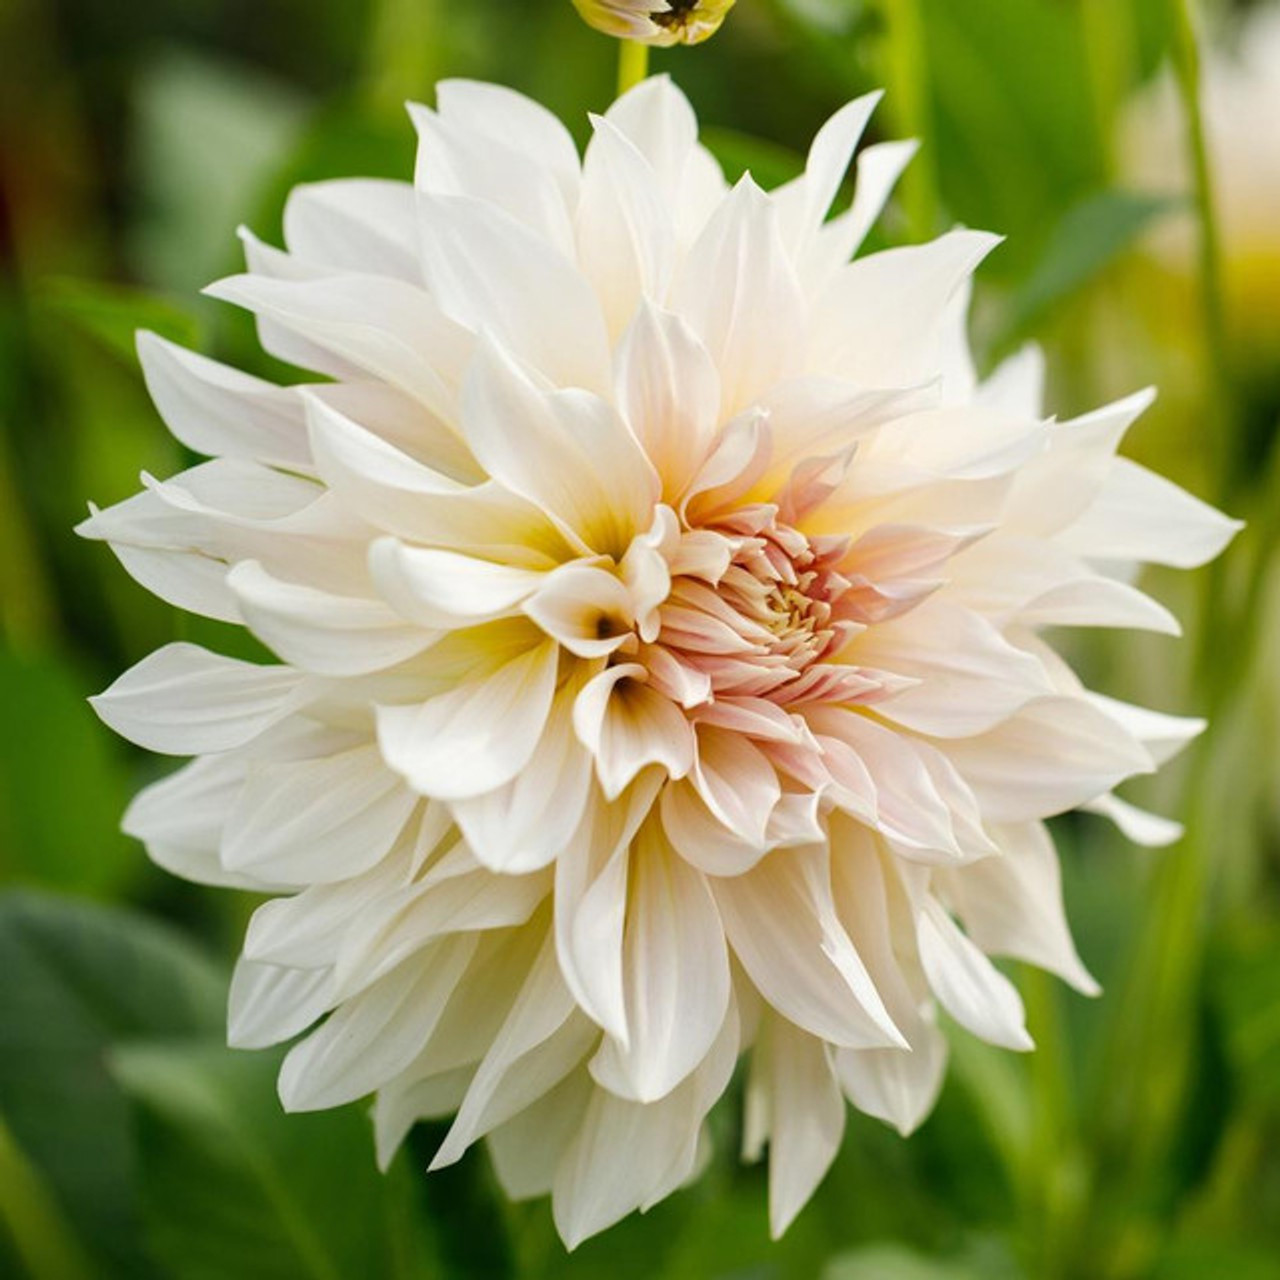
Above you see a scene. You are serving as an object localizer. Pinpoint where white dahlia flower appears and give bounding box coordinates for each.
[573,0,735,46]
[83,77,1238,1245]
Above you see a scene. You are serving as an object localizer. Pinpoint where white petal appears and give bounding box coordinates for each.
[688,725,781,846]
[90,643,306,755]
[222,744,418,884]
[461,337,659,559]
[916,896,1033,1052]
[1062,457,1242,569]
[573,664,696,799]
[205,271,470,421]
[1084,792,1184,846]
[554,776,662,1043]
[450,677,595,874]
[228,959,334,1050]
[137,331,312,470]
[945,696,1154,823]
[712,844,905,1050]
[810,229,1001,387]
[369,539,545,630]
[615,301,721,501]
[416,193,611,395]
[671,177,806,415]
[410,103,576,255]
[283,179,420,279]
[435,80,581,211]
[552,1000,739,1248]
[835,1019,947,1138]
[523,562,636,659]
[577,115,677,335]
[590,822,730,1102]
[227,560,434,675]
[757,1018,846,1239]
[940,821,1099,995]
[377,639,558,800]
[278,937,478,1111]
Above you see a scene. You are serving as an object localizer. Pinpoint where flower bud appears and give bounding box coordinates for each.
[572,0,736,47]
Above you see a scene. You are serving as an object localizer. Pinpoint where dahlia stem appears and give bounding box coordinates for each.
[879,0,940,240]
[617,40,650,97]
[1168,0,1231,485]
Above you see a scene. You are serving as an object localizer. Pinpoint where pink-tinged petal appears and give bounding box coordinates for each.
[680,408,772,523]
[590,821,730,1101]
[461,337,660,559]
[940,821,1099,996]
[90,643,308,756]
[369,539,545,629]
[615,302,721,501]
[850,599,1052,737]
[555,775,663,1043]
[450,677,595,874]
[227,560,435,676]
[671,177,806,415]
[377,639,558,800]
[916,896,1033,1052]
[574,664,696,799]
[689,724,781,846]
[660,778,768,877]
[712,843,905,1050]
[692,696,809,745]
[640,644,713,709]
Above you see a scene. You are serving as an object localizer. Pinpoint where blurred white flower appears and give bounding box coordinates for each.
[573,0,735,46]
[82,76,1238,1245]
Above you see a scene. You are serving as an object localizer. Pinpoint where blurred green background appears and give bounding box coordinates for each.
[1,0,1278,1276]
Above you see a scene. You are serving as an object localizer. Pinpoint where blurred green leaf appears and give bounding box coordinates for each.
[0,648,136,896]
[0,891,225,1278]
[1154,1235,1280,1280]
[823,1236,1024,1280]
[112,1043,436,1280]
[994,189,1180,353]
[701,127,806,192]
[1212,917,1280,1113]
[37,278,202,365]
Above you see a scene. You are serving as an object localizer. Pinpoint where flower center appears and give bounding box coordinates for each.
[652,505,861,704]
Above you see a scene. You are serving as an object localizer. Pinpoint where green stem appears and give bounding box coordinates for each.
[617,40,650,98]
[879,0,939,240]
[1168,0,1232,488]
[0,1115,96,1280]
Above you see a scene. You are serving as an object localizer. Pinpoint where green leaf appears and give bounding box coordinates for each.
[1212,917,1280,1113]
[824,1237,1025,1280]
[0,648,136,897]
[995,189,1181,352]
[0,891,226,1278]
[36,278,202,365]
[111,1043,436,1280]
[700,127,806,192]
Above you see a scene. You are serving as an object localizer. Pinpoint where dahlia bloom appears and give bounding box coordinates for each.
[83,77,1238,1245]
[573,0,735,46]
